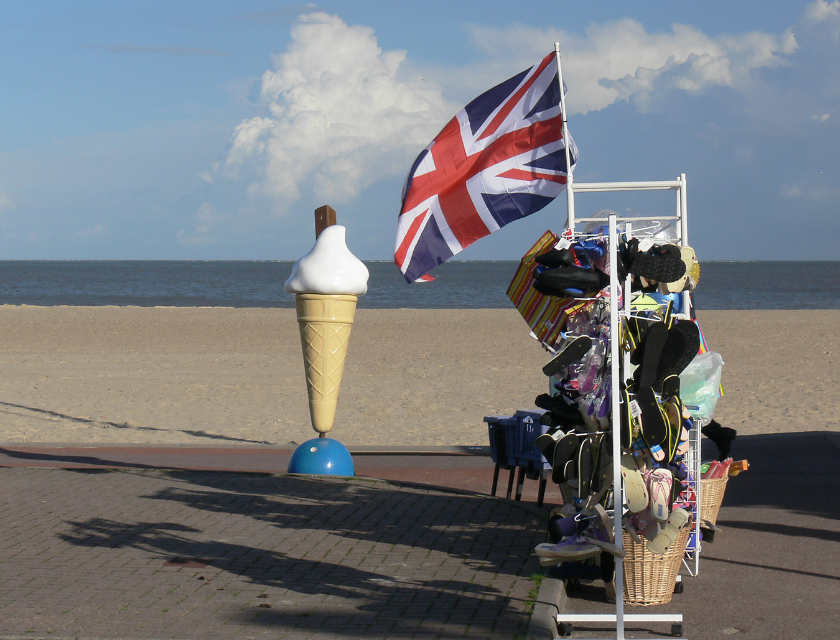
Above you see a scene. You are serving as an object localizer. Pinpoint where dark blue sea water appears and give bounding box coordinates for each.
[0,261,837,309]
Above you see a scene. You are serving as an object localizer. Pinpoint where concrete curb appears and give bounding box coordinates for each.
[526,575,566,639]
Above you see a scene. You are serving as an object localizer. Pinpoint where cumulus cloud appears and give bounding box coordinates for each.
[220,3,839,210]
[457,18,796,114]
[222,12,453,206]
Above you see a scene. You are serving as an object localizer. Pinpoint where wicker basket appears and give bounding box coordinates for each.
[700,475,729,526]
[622,527,690,606]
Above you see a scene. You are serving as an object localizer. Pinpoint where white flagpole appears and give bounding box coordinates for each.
[554,42,576,236]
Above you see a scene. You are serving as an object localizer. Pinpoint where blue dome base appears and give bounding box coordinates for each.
[288,438,355,476]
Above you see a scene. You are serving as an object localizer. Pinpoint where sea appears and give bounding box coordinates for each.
[0,260,837,310]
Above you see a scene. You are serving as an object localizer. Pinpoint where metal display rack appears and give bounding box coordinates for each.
[552,176,700,639]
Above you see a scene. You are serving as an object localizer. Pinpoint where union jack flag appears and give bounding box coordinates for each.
[395,52,577,283]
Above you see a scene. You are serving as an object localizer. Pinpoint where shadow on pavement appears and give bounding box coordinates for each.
[58,474,543,637]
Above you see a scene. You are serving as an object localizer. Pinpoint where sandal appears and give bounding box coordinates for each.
[552,432,581,484]
[587,434,613,506]
[648,468,674,521]
[577,436,593,497]
[653,321,701,390]
[620,453,649,513]
[636,386,668,449]
[543,335,593,376]
[632,322,669,390]
[646,507,692,554]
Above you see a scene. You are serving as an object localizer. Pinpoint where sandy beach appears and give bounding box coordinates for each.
[0,306,836,446]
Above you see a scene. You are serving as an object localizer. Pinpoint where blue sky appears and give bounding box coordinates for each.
[0,1,837,260]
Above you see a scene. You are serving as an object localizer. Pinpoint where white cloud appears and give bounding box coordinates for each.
[802,0,840,22]
[222,12,453,207]
[458,18,796,114]
[220,4,838,213]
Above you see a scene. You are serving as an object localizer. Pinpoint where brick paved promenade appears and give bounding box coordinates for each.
[0,468,545,639]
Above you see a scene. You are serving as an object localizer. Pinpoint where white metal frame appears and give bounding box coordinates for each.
[553,202,699,639]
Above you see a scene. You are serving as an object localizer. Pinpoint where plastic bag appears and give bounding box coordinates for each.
[679,352,724,422]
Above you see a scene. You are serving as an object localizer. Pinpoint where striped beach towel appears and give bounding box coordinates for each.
[506,231,589,346]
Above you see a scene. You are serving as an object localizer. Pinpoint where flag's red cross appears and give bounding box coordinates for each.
[397,118,565,263]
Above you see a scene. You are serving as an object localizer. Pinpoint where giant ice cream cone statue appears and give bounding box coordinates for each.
[285,221,369,436]
[294,292,357,433]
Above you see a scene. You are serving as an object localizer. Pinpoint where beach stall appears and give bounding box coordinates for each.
[393,42,741,639]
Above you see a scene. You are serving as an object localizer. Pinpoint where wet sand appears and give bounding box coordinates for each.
[0,306,835,446]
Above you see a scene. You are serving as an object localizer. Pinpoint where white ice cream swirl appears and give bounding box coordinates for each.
[284,225,369,296]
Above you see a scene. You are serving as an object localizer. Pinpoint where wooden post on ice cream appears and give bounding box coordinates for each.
[315,205,337,239]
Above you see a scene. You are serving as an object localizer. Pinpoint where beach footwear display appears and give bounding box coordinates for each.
[648,468,674,521]
[653,320,701,389]
[629,509,661,541]
[623,516,643,544]
[661,373,680,399]
[586,535,626,558]
[629,244,686,284]
[624,315,652,352]
[543,334,593,376]
[547,508,581,543]
[587,434,613,506]
[577,436,593,497]
[618,383,637,448]
[563,458,577,484]
[646,507,692,554]
[666,245,698,293]
[533,265,606,298]
[534,393,584,426]
[535,535,602,562]
[536,428,566,457]
[620,453,650,513]
[664,400,683,463]
[636,385,668,450]
[552,432,581,484]
[547,504,579,543]
[631,322,668,389]
[535,246,580,269]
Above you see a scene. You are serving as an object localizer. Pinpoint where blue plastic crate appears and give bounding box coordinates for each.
[484,415,518,467]
[514,409,551,470]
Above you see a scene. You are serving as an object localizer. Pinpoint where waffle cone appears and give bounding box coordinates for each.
[295,293,358,433]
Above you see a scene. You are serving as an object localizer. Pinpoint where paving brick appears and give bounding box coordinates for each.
[0,468,541,639]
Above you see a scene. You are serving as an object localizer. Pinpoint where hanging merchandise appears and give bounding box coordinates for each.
[531,219,700,617]
[679,351,725,422]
